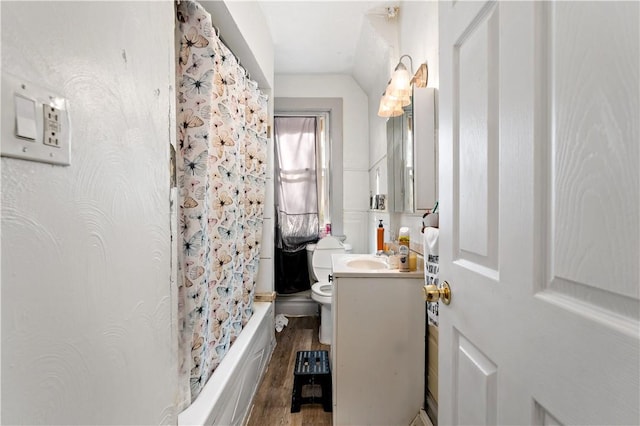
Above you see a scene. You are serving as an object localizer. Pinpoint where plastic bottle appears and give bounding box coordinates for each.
[398,227,410,272]
[409,252,417,271]
[376,220,384,253]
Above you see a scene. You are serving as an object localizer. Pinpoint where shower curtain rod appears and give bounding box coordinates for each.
[217,31,251,80]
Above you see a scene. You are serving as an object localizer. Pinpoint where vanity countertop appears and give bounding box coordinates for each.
[331,254,424,279]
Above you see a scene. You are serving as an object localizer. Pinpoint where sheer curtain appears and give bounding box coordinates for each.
[274,117,320,294]
[175,0,268,406]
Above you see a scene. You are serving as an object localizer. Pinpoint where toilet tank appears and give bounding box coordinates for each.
[306,238,352,284]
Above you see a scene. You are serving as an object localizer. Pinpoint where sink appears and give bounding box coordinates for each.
[346,258,388,270]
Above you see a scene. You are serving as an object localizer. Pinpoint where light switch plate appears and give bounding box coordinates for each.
[14,94,38,140]
[1,73,71,166]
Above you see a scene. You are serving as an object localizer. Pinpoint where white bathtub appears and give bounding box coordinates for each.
[178,302,276,426]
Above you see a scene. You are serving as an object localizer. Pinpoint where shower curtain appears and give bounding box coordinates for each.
[274,117,320,294]
[175,0,268,405]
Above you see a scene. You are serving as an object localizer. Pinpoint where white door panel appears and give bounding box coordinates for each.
[454,332,498,426]
[439,1,639,425]
[454,1,500,277]
[541,1,639,318]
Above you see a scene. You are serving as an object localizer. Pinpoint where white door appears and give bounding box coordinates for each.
[438,1,639,425]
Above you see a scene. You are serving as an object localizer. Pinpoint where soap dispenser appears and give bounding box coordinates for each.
[376,220,384,254]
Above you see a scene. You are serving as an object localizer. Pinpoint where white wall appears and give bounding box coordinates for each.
[363,1,439,253]
[399,1,439,90]
[274,74,370,254]
[396,1,439,250]
[1,2,177,424]
[203,0,274,91]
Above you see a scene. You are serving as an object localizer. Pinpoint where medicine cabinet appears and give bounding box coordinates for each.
[387,87,437,213]
[387,105,413,212]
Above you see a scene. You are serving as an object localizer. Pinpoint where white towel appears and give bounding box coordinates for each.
[424,227,439,258]
[423,226,439,276]
[275,314,289,332]
[423,227,439,326]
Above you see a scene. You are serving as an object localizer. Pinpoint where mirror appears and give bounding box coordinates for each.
[386,103,414,213]
[386,87,438,214]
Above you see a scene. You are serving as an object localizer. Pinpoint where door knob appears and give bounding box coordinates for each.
[423,281,452,305]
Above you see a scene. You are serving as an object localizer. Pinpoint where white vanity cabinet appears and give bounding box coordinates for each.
[331,255,425,425]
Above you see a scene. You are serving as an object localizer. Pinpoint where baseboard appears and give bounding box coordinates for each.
[410,409,434,426]
[275,295,318,317]
[255,291,277,302]
[421,409,434,426]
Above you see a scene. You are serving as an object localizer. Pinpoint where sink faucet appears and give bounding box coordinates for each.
[376,246,396,257]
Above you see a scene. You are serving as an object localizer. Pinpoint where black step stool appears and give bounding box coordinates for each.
[290,350,332,413]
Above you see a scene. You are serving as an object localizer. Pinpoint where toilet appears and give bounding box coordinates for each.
[308,236,350,345]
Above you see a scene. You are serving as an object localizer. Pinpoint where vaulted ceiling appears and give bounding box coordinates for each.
[258,0,400,92]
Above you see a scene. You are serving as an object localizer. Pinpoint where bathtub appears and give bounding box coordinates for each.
[178,302,276,426]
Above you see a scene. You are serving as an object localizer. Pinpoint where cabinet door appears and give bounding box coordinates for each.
[333,276,425,425]
[387,112,413,213]
[403,108,414,212]
[387,116,403,212]
[413,87,437,211]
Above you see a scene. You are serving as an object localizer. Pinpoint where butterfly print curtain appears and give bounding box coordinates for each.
[175,0,269,404]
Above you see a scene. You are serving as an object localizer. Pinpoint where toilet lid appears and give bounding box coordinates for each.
[312,236,345,283]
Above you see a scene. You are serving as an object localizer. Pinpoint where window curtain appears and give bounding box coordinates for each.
[175,0,268,406]
[274,117,319,294]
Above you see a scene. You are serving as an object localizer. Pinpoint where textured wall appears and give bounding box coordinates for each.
[1,1,177,423]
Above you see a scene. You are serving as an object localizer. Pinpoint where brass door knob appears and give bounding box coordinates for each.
[423,281,452,305]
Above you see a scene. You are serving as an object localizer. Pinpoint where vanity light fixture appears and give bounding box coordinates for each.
[377,84,405,117]
[377,57,429,118]
[386,54,413,100]
[411,63,428,88]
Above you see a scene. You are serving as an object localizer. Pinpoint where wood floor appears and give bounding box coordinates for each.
[247,316,332,426]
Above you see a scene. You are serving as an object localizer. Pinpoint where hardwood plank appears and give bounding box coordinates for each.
[247,316,332,426]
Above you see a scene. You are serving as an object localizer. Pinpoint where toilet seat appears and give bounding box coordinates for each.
[310,236,345,345]
[311,282,332,305]
[313,283,332,297]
